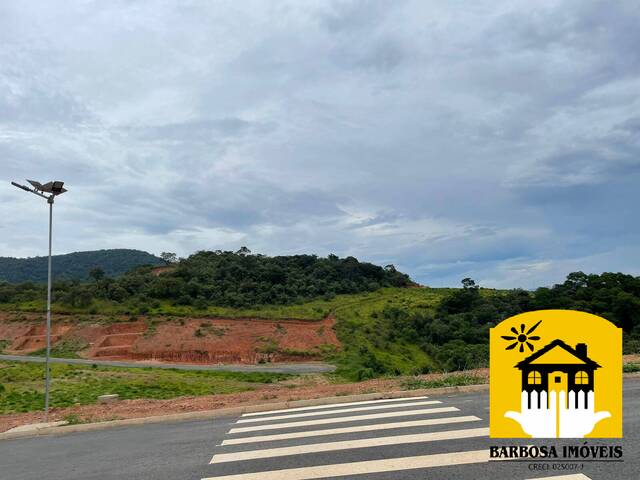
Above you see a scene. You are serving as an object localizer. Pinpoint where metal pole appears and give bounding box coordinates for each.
[11,180,66,422]
[45,196,53,422]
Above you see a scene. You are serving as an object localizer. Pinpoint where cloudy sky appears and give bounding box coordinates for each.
[1,0,639,288]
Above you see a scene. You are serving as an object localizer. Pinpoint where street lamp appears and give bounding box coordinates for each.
[11,179,67,422]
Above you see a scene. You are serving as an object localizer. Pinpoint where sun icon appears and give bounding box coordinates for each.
[501,320,542,353]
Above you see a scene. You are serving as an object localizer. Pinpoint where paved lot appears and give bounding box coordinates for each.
[0,353,335,374]
[1,379,637,480]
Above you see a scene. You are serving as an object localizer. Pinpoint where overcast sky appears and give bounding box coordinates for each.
[1,0,639,288]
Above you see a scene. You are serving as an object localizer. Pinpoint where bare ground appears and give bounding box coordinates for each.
[0,312,339,364]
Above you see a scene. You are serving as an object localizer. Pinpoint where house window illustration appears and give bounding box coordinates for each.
[515,339,600,408]
[527,371,541,384]
[575,370,589,385]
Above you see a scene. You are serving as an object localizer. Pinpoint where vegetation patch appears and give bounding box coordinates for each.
[143,317,160,338]
[333,273,640,380]
[28,337,88,359]
[197,322,227,337]
[401,373,485,390]
[0,361,291,414]
[623,363,640,373]
[277,347,316,357]
[255,337,279,355]
[63,413,84,425]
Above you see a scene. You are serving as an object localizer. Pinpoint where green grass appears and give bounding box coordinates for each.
[623,363,640,373]
[329,288,453,380]
[400,373,486,390]
[5,287,453,320]
[63,413,84,425]
[28,337,88,359]
[0,361,291,414]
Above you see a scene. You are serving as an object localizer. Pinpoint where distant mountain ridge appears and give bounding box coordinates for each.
[0,249,164,283]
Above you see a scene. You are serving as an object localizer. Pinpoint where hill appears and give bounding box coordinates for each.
[0,249,164,283]
[1,275,638,381]
[0,249,412,309]
[169,250,413,307]
[0,248,638,381]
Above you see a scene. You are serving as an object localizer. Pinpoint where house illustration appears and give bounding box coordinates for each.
[515,339,601,408]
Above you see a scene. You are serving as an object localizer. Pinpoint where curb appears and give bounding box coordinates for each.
[0,383,489,441]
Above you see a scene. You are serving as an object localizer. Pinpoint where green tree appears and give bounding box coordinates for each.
[160,252,178,264]
[89,267,105,282]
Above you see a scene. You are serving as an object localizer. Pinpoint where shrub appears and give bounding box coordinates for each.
[623,363,640,373]
[401,373,484,390]
[137,303,150,315]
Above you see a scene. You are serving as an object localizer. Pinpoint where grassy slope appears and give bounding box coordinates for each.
[328,288,454,379]
[4,287,452,319]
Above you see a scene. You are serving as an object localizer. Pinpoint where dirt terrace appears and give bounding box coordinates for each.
[0,312,339,364]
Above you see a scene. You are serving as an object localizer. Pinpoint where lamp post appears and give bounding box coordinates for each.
[11,179,67,422]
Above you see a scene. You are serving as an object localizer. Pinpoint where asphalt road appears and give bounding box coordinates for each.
[0,353,336,374]
[1,379,638,480]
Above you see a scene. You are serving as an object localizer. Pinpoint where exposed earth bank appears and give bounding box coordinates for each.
[0,312,339,364]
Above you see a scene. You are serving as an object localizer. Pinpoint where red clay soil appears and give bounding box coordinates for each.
[150,266,176,276]
[0,311,340,364]
[0,369,490,433]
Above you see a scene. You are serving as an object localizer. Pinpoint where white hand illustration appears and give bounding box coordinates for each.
[504,390,556,438]
[558,390,611,438]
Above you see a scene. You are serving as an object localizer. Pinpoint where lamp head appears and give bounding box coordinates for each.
[27,179,67,195]
[49,181,67,195]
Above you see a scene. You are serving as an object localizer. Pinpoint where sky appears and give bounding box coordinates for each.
[1,0,639,288]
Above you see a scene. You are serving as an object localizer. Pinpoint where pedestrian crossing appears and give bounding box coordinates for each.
[202,395,594,480]
[235,399,442,423]
[221,415,482,445]
[228,405,459,433]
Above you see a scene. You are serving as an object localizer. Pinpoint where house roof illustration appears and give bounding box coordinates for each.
[515,339,601,370]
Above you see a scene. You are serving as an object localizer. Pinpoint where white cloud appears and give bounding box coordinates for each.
[1,0,639,288]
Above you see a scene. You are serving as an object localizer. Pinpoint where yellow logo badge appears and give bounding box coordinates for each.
[490,310,622,438]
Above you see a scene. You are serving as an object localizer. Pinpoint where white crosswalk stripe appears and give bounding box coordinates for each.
[221,414,481,445]
[229,406,459,433]
[526,476,592,480]
[203,449,491,480]
[203,396,595,480]
[241,395,430,417]
[236,399,441,423]
[211,427,489,463]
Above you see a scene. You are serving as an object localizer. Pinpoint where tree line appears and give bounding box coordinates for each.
[0,249,412,309]
[0,249,163,283]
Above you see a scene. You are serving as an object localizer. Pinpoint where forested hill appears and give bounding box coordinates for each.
[169,250,413,306]
[0,249,164,283]
[0,249,413,308]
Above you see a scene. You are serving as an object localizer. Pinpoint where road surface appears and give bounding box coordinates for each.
[0,353,335,374]
[1,379,637,480]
